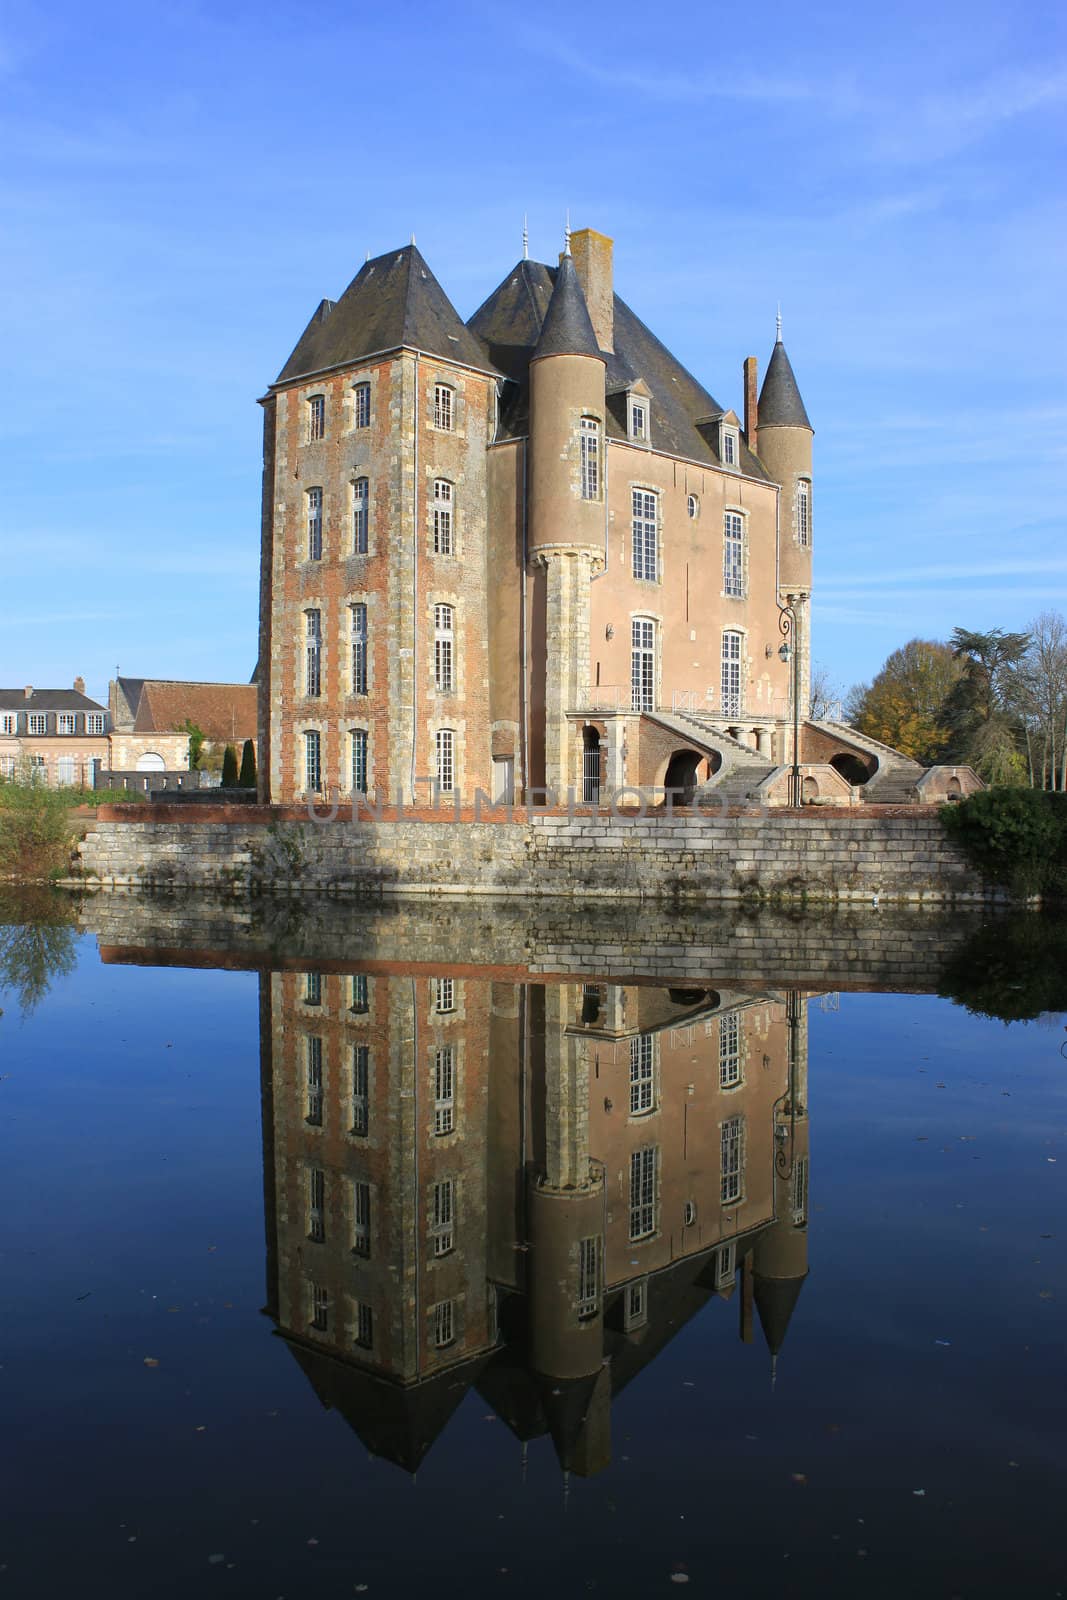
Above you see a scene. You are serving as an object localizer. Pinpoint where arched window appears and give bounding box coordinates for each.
[307,487,323,561]
[580,416,599,500]
[721,631,742,717]
[304,730,321,793]
[723,512,744,597]
[434,604,454,693]
[305,610,321,697]
[797,480,811,547]
[433,479,453,555]
[351,603,368,695]
[352,478,369,554]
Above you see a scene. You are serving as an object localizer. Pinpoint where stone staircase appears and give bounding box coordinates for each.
[805,719,925,803]
[644,710,777,803]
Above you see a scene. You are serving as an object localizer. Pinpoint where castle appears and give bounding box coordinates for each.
[257,225,976,809]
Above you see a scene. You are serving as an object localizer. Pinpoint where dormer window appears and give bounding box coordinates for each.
[628,396,649,442]
[720,422,739,470]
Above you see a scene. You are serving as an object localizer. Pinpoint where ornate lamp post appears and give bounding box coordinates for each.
[777,599,802,808]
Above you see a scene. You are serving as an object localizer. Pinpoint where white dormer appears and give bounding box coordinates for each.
[719,409,741,472]
[626,380,653,445]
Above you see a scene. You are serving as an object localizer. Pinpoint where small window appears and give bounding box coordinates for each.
[307,394,326,443]
[721,1115,745,1204]
[435,727,455,793]
[434,384,454,431]
[304,971,322,1006]
[432,1178,455,1257]
[716,1243,736,1288]
[352,1043,369,1136]
[629,1146,657,1240]
[434,1045,455,1135]
[687,494,699,519]
[577,1235,601,1320]
[724,513,744,598]
[434,605,454,694]
[350,728,368,795]
[631,489,658,582]
[350,974,370,1014]
[57,713,77,735]
[352,382,371,429]
[86,713,105,735]
[307,487,323,561]
[310,1283,329,1332]
[432,1298,456,1348]
[797,480,811,547]
[433,480,453,555]
[305,610,322,697]
[1,714,16,735]
[580,416,600,500]
[721,424,739,468]
[352,478,369,554]
[354,1302,374,1350]
[304,729,322,793]
[624,1278,648,1330]
[305,1035,324,1125]
[352,1180,371,1257]
[308,1168,326,1242]
[351,603,368,696]
[28,714,47,736]
[435,977,455,1014]
[628,396,648,441]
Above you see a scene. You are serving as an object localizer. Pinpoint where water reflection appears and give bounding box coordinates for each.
[262,969,811,1476]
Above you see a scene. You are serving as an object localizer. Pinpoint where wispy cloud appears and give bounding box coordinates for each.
[871,63,1067,162]
[821,559,1067,591]
[515,28,814,105]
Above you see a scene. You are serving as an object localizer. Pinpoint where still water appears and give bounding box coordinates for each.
[1,895,1065,1599]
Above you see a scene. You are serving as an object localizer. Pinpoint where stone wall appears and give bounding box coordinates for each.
[74,801,994,905]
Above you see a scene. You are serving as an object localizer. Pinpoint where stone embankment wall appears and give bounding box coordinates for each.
[74,801,992,905]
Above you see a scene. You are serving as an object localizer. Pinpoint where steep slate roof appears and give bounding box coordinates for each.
[467,261,768,478]
[753,1269,808,1354]
[532,255,602,360]
[0,688,105,713]
[757,340,813,430]
[131,681,258,743]
[276,244,495,385]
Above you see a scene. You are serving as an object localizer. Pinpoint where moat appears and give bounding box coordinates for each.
[1,893,1065,1598]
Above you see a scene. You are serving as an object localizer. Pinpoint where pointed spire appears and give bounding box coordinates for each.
[771,1352,778,1392]
[523,214,529,260]
[758,333,812,431]
[410,232,416,246]
[776,303,782,343]
[532,254,602,360]
[564,210,571,256]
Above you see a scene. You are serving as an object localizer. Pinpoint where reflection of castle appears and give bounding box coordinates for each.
[260,970,810,1475]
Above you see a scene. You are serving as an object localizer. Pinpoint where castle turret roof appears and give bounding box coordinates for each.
[757,340,812,431]
[532,254,603,361]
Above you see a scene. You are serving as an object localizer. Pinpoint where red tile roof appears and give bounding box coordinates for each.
[134,682,258,744]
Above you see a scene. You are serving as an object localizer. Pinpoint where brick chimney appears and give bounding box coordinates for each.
[73,675,86,695]
[569,228,614,354]
[743,356,758,456]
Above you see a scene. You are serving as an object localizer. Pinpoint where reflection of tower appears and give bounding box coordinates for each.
[752,991,810,1386]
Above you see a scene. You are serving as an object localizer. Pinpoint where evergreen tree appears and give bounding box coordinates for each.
[221,744,239,786]
[238,739,257,788]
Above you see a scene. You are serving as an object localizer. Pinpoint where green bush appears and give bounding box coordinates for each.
[941,787,1067,899]
[938,913,1067,1021]
[0,781,76,879]
[238,738,257,789]
[221,744,239,786]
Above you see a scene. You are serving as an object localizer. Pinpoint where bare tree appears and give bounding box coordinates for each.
[1018,611,1067,789]
[808,662,845,722]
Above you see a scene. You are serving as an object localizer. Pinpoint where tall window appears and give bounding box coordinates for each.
[352,1180,371,1257]
[57,757,77,786]
[722,428,737,466]
[352,478,369,554]
[310,1284,329,1331]
[307,394,325,442]
[304,729,322,792]
[435,728,455,792]
[432,1299,456,1348]
[434,1045,455,1135]
[719,1012,742,1088]
[580,416,600,500]
[434,605,454,693]
[432,1179,455,1256]
[433,479,453,555]
[305,1035,323,1126]
[577,1236,601,1320]
[723,512,744,597]
[307,487,323,561]
[350,603,368,696]
[305,610,321,697]
[631,619,655,711]
[628,396,648,441]
[721,632,742,717]
[352,382,370,429]
[350,974,370,1014]
[354,1302,373,1351]
[797,480,810,547]
[304,971,322,1006]
[721,1115,745,1204]
[629,1146,657,1240]
[308,1168,325,1242]
[351,728,368,794]
[434,384,454,431]
[632,489,658,582]
[716,1242,736,1288]
[792,1156,809,1223]
[352,1044,369,1136]
[629,1034,655,1115]
[435,977,455,1014]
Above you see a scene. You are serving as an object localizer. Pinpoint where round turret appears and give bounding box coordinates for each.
[757,335,813,598]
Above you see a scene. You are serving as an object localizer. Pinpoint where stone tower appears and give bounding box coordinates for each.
[754,332,814,716]
[527,250,606,794]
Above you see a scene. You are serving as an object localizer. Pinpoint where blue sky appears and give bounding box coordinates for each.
[1,0,1065,704]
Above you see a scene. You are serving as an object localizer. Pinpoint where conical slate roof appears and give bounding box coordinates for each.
[275,244,493,384]
[758,340,812,430]
[532,254,602,361]
[753,1270,808,1354]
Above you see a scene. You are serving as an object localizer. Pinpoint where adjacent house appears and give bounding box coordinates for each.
[109,677,258,769]
[0,680,111,786]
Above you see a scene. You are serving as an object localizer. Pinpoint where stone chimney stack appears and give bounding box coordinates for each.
[743,356,758,456]
[23,685,33,699]
[73,675,86,695]
[568,228,614,354]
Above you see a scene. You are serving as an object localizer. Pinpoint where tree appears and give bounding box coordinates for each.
[221,744,239,786]
[1016,611,1067,790]
[181,719,206,770]
[946,627,1030,783]
[807,662,844,722]
[238,739,257,789]
[846,639,963,765]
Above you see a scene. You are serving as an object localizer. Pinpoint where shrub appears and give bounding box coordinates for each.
[0,781,76,879]
[938,913,1067,1021]
[238,739,257,789]
[941,787,1067,899]
[221,744,239,786]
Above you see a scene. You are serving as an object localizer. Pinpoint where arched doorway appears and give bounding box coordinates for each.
[802,775,820,803]
[664,748,702,804]
[136,752,165,772]
[582,726,601,804]
[829,751,873,786]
